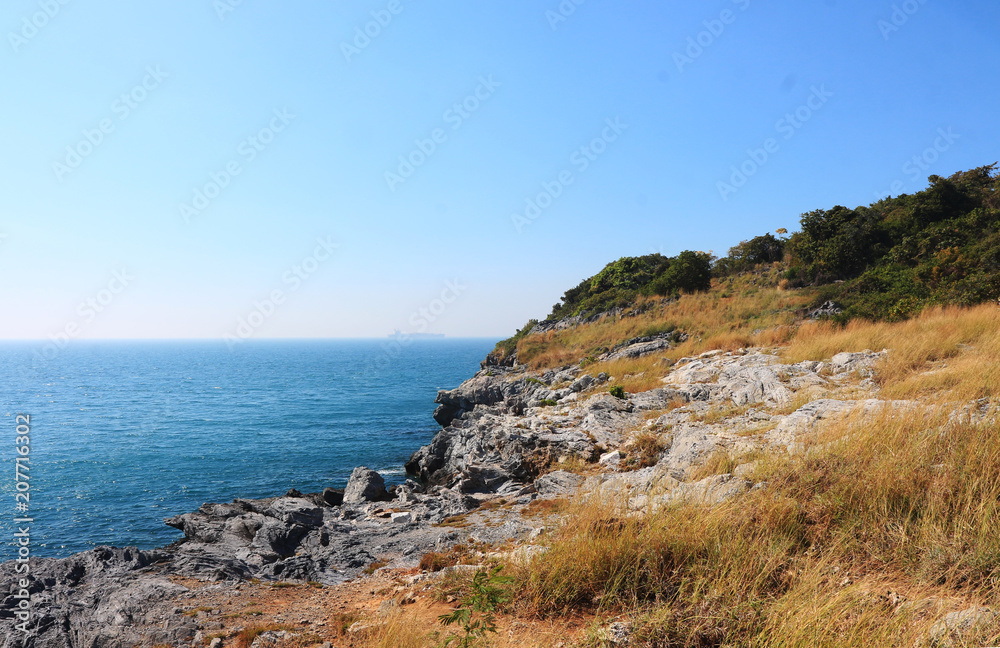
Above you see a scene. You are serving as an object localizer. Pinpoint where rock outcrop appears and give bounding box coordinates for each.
[0,342,896,647]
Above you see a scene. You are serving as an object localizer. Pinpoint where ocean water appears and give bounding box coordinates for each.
[0,339,495,560]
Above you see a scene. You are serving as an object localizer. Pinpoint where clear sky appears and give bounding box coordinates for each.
[1,0,997,340]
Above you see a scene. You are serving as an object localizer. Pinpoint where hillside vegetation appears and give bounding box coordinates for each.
[339,168,1000,648]
[430,164,1000,648]
[496,164,999,370]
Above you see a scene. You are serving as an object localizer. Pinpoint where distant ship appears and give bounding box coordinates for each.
[389,329,445,339]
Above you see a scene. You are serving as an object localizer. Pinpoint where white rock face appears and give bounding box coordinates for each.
[599,449,622,468]
[663,360,720,384]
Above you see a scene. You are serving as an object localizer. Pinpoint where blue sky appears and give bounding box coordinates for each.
[1,0,997,340]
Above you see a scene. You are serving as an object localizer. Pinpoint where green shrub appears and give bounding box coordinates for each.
[609,385,626,399]
[438,566,512,647]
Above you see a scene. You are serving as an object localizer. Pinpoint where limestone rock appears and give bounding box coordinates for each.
[344,467,388,504]
[533,470,585,495]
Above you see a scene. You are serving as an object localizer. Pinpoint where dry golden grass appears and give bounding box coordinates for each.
[509,404,1000,646]
[518,268,1000,410]
[784,303,1000,402]
[449,288,1000,645]
[688,447,739,480]
[517,271,818,375]
[356,611,433,648]
[621,431,667,470]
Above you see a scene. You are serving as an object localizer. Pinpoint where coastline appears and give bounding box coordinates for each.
[0,337,916,646]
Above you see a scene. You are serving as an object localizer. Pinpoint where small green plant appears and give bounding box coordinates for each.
[438,565,512,647]
[609,385,626,399]
[539,398,558,407]
[525,377,545,385]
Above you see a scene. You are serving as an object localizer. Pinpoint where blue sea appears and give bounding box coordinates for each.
[0,339,495,560]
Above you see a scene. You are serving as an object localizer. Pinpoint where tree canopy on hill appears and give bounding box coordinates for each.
[716,165,1000,319]
[782,164,998,319]
[548,250,713,320]
[495,164,999,355]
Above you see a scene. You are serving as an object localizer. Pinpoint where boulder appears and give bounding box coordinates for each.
[343,467,388,504]
[599,450,622,468]
[568,374,597,393]
[829,350,885,376]
[721,366,791,406]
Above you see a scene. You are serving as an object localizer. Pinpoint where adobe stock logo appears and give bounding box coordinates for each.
[716,85,833,202]
[213,0,245,21]
[341,0,406,63]
[180,108,295,222]
[873,127,960,201]
[511,117,627,233]
[673,0,752,73]
[52,66,168,182]
[34,269,134,365]
[366,279,468,377]
[878,0,929,40]
[545,0,586,31]
[384,76,500,192]
[8,0,72,54]
[223,237,337,348]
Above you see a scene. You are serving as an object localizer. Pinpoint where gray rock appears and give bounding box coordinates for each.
[533,470,585,495]
[251,630,290,648]
[829,350,886,376]
[568,374,597,393]
[0,547,198,648]
[602,621,633,645]
[659,473,751,506]
[807,300,843,319]
[721,366,791,407]
[599,450,622,468]
[928,606,996,646]
[344,467,388,504]
[459,463,511,493]
[664,359,721,384]
[600,334,677,362]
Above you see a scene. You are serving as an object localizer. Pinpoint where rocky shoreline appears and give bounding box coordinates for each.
[1,337,890,648]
